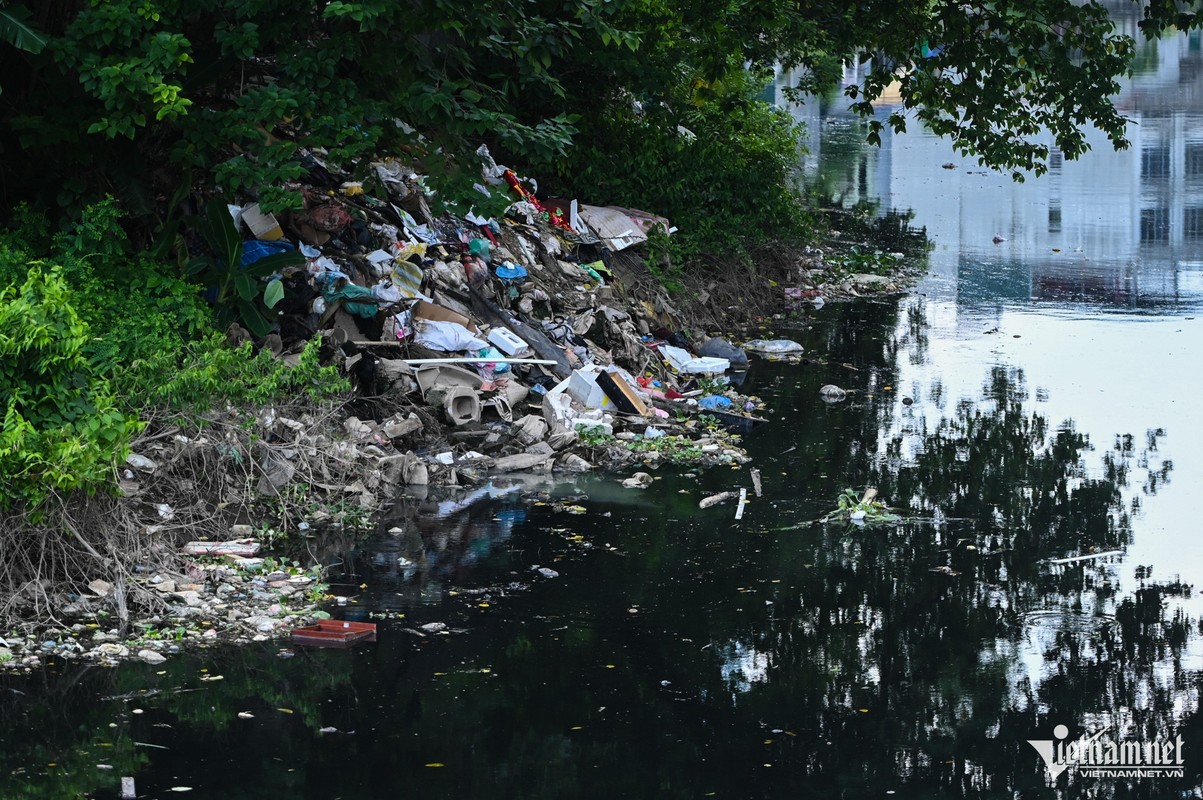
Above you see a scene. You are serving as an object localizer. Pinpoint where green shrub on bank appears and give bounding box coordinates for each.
[0,267,141,512]
[557,69,815,263]
[133,335,349,410]
[1,199,215,404]
[2,200,349,412]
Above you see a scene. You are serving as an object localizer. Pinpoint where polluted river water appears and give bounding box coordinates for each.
[6,36,1203,800]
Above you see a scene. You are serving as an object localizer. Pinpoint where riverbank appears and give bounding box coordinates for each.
[0,170,927,672]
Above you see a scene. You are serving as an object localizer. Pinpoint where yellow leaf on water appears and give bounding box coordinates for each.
[277,708,294,714]
[425,762,445,768]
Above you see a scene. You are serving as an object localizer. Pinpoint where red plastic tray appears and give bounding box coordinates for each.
[291,620,377,648]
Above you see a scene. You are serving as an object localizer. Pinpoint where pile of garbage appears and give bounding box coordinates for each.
[220,146,783,479]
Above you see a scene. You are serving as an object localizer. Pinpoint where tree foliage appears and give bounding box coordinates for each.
[0,0,1196,231]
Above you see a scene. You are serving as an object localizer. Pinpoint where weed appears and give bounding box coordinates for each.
[822,487,901,526]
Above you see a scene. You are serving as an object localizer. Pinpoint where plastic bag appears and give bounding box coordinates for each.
[743,339,804,354]
[698,395,734,411]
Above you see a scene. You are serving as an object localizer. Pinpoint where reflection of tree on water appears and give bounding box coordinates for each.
[714,362,1199,796]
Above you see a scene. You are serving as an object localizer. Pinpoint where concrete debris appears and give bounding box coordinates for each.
[491,452,554,473]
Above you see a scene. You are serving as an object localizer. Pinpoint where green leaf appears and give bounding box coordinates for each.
[184,257,212,278]
[201,198,242,270]
[241,249,304,277]
[0,6,49,54]
[238,301,274,338]
[262,278,284,309]
[234,272,256,302]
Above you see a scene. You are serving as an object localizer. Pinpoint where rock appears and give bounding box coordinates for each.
[216,583,235,596]
[230,524,254,537]
[419,622,447,633]
[154,580,177,594]
[621,472,653,489]
[264,571,288,582]
[819,384,847,402]
[95,643,129,658]
[524,441,555,457]
[125,453,157,473]
[138,649,167,665]
[245,616,278,633]
[172,591,203,607]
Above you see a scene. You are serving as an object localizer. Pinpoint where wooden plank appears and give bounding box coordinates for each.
[595,370,648,416]
[399,357,558,366]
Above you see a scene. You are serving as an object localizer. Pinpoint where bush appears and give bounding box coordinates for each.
[556,69,816,263]
[0,266,141,512]
[0,199,216,404]
[134,334,349,410]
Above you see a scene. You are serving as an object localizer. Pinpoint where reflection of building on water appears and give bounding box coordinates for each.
[776,29,1203,308]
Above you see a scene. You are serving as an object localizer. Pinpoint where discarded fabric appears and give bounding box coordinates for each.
[414,319,489,352]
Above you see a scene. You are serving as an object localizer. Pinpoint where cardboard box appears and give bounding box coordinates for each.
[412,300,478,334]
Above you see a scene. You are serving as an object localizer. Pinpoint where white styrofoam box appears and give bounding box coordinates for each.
[487,326,528,356]
[565,370,612,410]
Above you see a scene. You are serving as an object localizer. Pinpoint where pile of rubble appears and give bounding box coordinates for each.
[228,146,780,479]
[0,537,327,672]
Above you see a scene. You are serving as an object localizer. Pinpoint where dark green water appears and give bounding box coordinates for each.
[3,291,1202,798]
